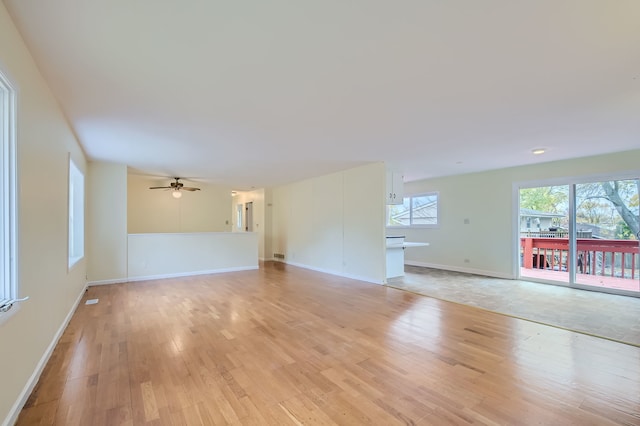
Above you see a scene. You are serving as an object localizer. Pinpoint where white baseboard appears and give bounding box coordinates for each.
[86,277,129,286]
[3,283,88,426]
[126,266,259,283]
[284,261,385,285]
[404,260,514,280]
[88,266,261,286]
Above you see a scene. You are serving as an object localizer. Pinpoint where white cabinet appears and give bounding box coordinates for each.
[386,172,404,205]
[386,236,405,278]
[386,246,405,278]
[386,236,429,279]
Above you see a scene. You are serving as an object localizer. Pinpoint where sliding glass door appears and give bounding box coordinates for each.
[574,179,639,293]
[519,185,570,284]
[519,178,639,295]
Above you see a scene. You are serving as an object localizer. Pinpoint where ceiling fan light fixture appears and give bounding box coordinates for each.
[150,178,200,197]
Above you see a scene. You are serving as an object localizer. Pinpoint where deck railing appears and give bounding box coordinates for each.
[521,237,639,280]
[520,230,593,238]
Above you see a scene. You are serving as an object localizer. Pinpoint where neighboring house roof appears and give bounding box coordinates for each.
[391,201,437,222]
[520,208,564,218]
[575,223,614,239]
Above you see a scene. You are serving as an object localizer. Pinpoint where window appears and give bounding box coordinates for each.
[236,204,243,230]
[68,158,84,268]
[0,70,17,313]
[387,192,439,227]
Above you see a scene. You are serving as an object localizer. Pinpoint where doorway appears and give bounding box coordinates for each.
[518,178,639,295]
[519,184,569,284]
[245,202,253,232]
[236,204,243,231]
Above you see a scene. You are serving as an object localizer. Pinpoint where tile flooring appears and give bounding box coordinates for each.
[387,265,640,347]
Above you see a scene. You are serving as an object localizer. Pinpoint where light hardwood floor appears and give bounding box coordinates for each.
[390,265,640,347]
[17,262,640,425]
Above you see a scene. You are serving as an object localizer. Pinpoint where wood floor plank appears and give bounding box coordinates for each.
[15,261,640,425]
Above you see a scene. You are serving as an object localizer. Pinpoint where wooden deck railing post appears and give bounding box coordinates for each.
[523,237,638,285]
[523,238,533,269]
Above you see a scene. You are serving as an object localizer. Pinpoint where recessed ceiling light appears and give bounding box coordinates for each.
[532,148,546,155]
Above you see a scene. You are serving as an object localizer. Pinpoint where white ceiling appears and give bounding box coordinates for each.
[4,1,640,189]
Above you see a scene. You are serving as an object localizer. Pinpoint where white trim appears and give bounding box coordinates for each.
[86,278,130,286]
[127,231,252,236]
[126,266,258,283]
[68,255,83,270]
[2,284,87,426]
[404,260,514,280]
[67,157,84,270]
[386,225,440,230]
[283,260,385,285]
[511,182,521,279]
[0,68,18,317]
[89,265,263,286]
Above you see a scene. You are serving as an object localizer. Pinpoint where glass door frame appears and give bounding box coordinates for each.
[514,172,640,298]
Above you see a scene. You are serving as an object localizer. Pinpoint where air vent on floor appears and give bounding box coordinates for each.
[85,299,99,305]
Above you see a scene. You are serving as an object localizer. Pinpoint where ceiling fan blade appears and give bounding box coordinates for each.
[149,178,200,193]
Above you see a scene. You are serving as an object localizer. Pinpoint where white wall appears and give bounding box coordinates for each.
[271,162,386,284]
[393,149,640,278]
[87,162,128,284]
[128,232,258,280]
[0,4,88,424]
[127,174,232,233]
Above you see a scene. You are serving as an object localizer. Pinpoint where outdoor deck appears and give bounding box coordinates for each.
[520,267,640,292]
[521,236,640,293]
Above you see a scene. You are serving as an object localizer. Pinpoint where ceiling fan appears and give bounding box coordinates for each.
[149,177,201,198]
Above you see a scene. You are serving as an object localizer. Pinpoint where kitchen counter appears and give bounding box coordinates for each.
[386,236,429,278]
[386,242,430,249]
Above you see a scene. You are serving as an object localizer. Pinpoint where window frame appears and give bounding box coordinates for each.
[68,157,85,269]
[515,173,640,297]
[386,191,440,228]
[0,69,18,315]
[236,203,243,231]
